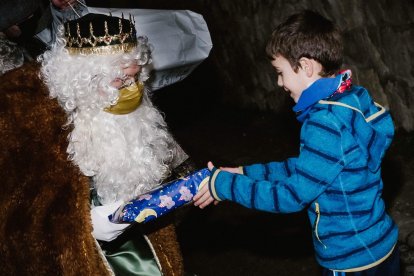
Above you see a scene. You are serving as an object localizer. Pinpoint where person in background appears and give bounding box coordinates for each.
[194,10,400,275]
[0,0,39,74]
[35,0,87,50]
[0,0,84,74]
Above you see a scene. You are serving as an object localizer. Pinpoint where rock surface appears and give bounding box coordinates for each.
[197,0,414,131]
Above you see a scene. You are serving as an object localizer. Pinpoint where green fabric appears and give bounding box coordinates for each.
[100,226,161,276]
[91,189,161,276]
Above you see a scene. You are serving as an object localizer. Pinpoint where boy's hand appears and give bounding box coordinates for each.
[207,161,214,171]
[193,161,218,209]
[193,181,214,209]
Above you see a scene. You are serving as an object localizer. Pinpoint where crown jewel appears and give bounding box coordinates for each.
[64,13,137,55]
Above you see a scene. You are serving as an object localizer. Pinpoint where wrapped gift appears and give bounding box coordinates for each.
[110,168,210,223]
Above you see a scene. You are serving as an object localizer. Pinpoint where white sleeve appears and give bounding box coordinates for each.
[91,201,130,242]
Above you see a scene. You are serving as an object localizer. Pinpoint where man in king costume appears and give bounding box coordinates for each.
[38,13,190,275]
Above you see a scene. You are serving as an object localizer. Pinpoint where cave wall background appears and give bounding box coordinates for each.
[89,0,414,131]
[201,0,414,131]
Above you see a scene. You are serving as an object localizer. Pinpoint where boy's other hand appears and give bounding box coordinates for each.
[193,161,219,208]
[193,181,214,209]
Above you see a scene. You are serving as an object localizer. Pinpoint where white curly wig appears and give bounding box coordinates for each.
[38,26,187,204]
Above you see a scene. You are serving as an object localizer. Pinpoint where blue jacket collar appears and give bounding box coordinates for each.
[293,70,352,122]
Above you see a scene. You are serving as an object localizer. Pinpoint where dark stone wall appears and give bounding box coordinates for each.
[89,0,414,130]
[200,0,414,130]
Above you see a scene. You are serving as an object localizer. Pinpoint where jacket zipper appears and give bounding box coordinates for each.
[314,202,327,249]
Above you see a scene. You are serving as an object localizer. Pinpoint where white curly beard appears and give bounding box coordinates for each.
[68,94,187,204]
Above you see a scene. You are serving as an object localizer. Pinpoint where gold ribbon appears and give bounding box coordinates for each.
[104,81,144,115]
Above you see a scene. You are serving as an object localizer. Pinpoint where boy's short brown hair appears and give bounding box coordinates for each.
[266,10,343,77]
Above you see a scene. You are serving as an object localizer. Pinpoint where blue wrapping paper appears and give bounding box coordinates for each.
[110,168,210,223]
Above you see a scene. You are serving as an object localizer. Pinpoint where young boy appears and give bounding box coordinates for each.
[194,10,400,275]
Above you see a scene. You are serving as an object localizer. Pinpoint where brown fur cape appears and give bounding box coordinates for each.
[0,62,183,276]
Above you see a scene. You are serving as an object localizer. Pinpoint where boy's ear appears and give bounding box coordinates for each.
[299,57,313,77]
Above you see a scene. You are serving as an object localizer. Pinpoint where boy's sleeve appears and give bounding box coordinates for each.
[242,158,298,182]
[209,115,346,213]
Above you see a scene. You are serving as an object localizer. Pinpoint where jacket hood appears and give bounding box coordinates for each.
[316,86,394,172]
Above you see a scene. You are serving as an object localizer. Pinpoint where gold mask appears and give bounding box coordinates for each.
[104,81,144,115]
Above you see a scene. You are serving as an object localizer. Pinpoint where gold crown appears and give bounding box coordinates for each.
[64,13,137,55]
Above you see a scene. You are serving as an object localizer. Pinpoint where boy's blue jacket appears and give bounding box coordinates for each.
[208,84,398,270]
